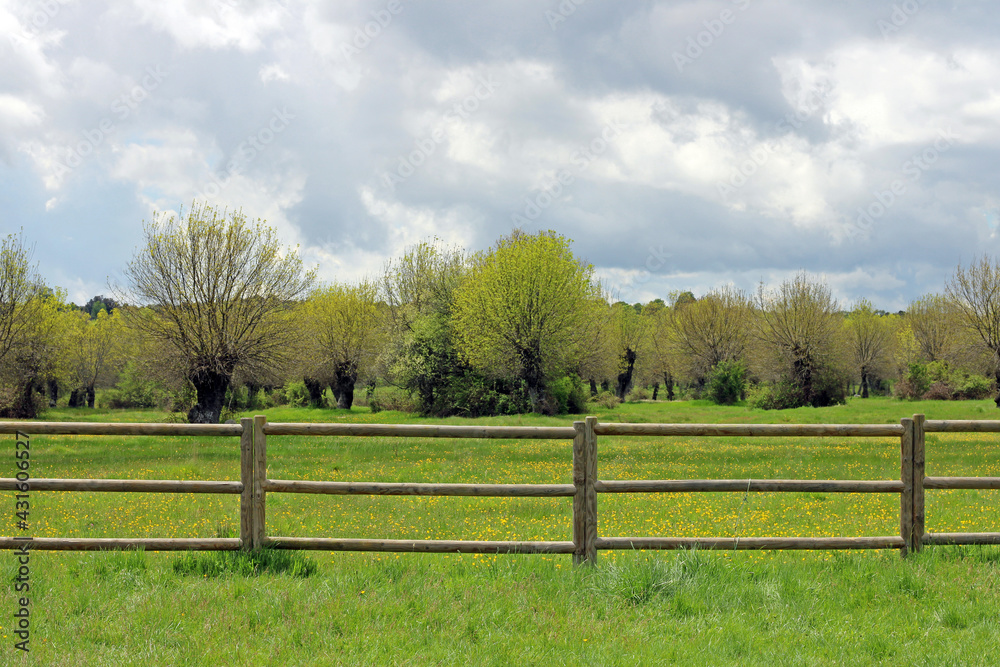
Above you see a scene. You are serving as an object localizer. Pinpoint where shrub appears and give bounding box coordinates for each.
[268,387,288,406]
[626,386,650,402]
[102,362,160,409]
[680,386,701,401]
[957,374,995,400]
[592,391,620,409]
[895,361,995,401]
[283,380,310,407]
[746,381,806,410]
[547,375,587,414]
[922,382,955,401]
[809,367,848,407]
[706,360,747,405]
[894,377,920,400]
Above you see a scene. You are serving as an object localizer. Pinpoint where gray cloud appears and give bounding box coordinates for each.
[1,0,998,309]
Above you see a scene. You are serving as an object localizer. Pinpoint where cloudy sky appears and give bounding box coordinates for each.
[1,0,997,310]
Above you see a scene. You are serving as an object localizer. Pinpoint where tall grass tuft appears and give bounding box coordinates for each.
[590,549,709,606]
[172,548,318,578]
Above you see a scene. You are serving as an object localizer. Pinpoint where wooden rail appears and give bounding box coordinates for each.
[0,413,996,563]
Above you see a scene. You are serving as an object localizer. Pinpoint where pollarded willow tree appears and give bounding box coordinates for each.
[65,307,125,408]
[844,299,893,398]
[611,301,647,400]
[906,293,961,363]
[299,280,386,409]
[947,255,1000,407]
[451,230,601,411]
[117,203,316,423]
[669,285,753,384]
[0,231,44,365]
[753,272,846,407]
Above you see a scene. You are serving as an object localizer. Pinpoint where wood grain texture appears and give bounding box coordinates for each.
[923,476,1000,490]
[597,536,905,550]
[263,422,576,439]
[0,538,242,551]
[596,479,904,493]
[240,417,254,549]
[572,421,586,565]
[0,478,241,493]
[583,416,598,564]
[0,422,242,437]
[901,417,914,556]
[264,537,576,554]
[262,480,575,496]
[924,420,1000,433]
[922,532,1000,545]
[912,414,926,553]
[593,422,904,437]
[252,414,267,549]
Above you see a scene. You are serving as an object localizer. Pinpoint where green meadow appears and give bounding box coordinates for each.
[1,397,998,665]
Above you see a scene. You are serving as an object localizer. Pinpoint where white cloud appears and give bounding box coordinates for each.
[130,0,286,51]
[259,62,289,83]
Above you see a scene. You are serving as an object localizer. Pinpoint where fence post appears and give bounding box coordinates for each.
[583,416,598,565]
[252,414,267,549]
[900,417,914,557]
[239,417,254,550]
[572,421,586,565]
[912,414,926,554]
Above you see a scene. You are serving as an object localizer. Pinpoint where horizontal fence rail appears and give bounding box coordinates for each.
[595,479,905,493]
[0,414,995,561]
[264,423,576,439]
[0,537,242,551]
[597,536,907,551]
[0,422,242,437]
[0,479,242,493]
[593,423,905,437]
[262,480,577,497]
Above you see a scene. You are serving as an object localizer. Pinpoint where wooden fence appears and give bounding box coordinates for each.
[0,414,998,562]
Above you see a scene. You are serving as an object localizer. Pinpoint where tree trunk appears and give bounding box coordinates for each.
[69,388,82,408]
[793,355,814,406]
[589,378,598,396]
[995,369,1000,408]
[860,370,870,399]
[303,377,325,407]
[652,382,659,401]
[47,378,59,408]
[332,364,357,410]
[187,370,229,424]
[664,372,675,401]
[616,347,637,400]
[87,384,96,408]
[3,381,39,419]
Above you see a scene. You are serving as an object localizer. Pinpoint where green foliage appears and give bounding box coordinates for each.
[957,374,994,400]
[592,391,621,409]
[547,375,587,414]
[895,361,995,400]
[452,230,600,406]
[393,312,531,417]
[706,360,747,405]
[102,361,161,409]
[625,386,650,402]
[283,380,311,407]
[359,386,416,413]
[746,381,806,410]
[172,548,317,578]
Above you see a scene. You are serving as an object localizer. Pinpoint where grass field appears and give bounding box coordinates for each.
[1,397,999,665]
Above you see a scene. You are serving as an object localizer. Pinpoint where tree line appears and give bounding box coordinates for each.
[2,203,999,423]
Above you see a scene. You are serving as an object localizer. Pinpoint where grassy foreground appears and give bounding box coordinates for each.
[0,397,998,665]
